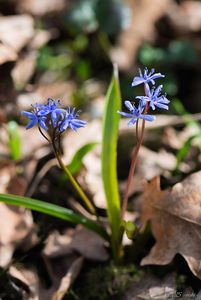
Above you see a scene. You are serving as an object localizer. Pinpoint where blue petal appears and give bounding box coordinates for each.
[144,83,151,96]
[39,119,48,131]
[21,111,35,118]
[136,96,149,107]
[117,111,134,118]
[154,85,163,97]
[60,120,69,131]
[160,96,170,104]
[150,102,156,110]
[131,77,145,87]
[124,101,135,112]
[26,119,37,129]
[140,114,156,122]
[128,118,137,126]
[150,73,165,80]
[71,120,87,126]
[155,103,169,110]
[37,110,50,116]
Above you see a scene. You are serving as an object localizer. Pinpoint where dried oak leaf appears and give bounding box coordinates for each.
[136,171,201,279]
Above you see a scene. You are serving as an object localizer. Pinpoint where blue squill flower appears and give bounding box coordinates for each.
[22,99,87,133]
[21,111,48,130]
[136,84,170,110]
[132,68,164,87]
[59,107,87,132]
[118,100,156,126]
[36,98,61,117]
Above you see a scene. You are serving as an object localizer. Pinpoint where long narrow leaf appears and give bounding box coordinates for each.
[101,65,121,255]
[0,193,109,241]
[68,142,98,174]
[7,121,21,161]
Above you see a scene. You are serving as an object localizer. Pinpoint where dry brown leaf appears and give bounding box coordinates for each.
[30,29,52,50]
[111,0,172,71]
[9,266,39,300]
[137,146,176,180]
[17,0,68,16]
[52,257,83,300]
[136,171,201,279]
[11,52,37,88]
[0,43,17,65]
[0,15,34,53]
[167,0,201,33]
[123,273,175,300]
[0,159,37,267]
[9,257,83,300]
[71,226,109,261]
[43,226,109,262]
[35,81,75,104]
[43,230,73,258]
[0,204,36,267]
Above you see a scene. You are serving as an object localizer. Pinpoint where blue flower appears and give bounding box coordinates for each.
[132,68,164,87]
[22,99,87,133]
[136,84,170,110]
[59,107,87,132]
[36,98,61,117]
[118,100,156,126]
[21,111,48,130]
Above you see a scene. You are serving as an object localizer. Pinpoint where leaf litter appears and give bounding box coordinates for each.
[136,171,201,279]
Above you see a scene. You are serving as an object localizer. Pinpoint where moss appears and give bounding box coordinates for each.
[65,262,143,300]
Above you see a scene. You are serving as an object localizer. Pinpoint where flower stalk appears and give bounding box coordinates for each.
[119,68,170,219]
[52,139,97,216]
[121,103,148,219]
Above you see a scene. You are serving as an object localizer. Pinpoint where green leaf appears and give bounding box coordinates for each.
[7,121,21,161]
[68,142,98,174]
[0,193,109,241]
[101,64,121,258]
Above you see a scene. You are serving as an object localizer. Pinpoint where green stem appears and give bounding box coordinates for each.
[52,141,97,216]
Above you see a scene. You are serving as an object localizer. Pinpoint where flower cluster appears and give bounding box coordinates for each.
[118,68,170,125]
[22,98,87,134]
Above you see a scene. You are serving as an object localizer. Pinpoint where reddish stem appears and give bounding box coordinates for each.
[135,119,139,142]
[121,98,149,219]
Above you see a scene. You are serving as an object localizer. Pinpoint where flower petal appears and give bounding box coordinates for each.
[124,101,135,112]
[140,114,156,122]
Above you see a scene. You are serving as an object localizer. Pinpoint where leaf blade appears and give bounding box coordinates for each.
[68,142,98,175]
[101,65,121,253]
[0,193,109,241]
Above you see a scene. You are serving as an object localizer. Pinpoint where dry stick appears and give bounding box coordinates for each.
[121,102,149,219]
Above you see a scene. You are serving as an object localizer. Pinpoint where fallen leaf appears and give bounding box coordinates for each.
[43,230,73,258]
[167,0,201,33]
[43,226,109,262]
[9,266,39,300]
[17,0,68,16]
[30,29,52,50]
[136,171,201,279]
[11,51,37,88]
[122,273,176,300]
[111,0,172,71]
[52,257,83,300]
[0,15,34,53]
[71,226,109,261]
[137,146,177,180]
[0,203,37,267]
[0,43,17,65]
